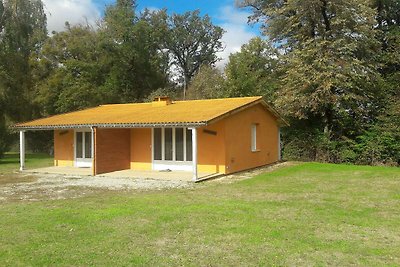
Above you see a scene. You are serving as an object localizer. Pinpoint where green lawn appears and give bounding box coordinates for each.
[0,161,399,266]
[0,152,53,173]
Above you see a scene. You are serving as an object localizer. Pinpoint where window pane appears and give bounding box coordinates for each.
[175,128,184,161]
[251,124,257,151]
[85,132,92,158]
[186,128,192,161]
[76,132,83,158]
[164,128,173,161]
[154,128,162,160]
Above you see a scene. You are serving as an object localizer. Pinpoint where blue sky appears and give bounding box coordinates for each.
[43,0,262,67]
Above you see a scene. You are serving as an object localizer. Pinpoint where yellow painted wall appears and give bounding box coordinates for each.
[197,120,226,174]
[126,103,279,175]
[223,103,279,174]
[130,128,152,170]
[54,130,74,167]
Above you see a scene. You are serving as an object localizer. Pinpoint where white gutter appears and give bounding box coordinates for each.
[12,122,207,131]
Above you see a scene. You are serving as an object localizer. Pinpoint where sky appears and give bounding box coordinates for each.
[41,0,262,68]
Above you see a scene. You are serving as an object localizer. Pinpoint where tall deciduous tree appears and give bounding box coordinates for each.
[34,24,106,114]
[240,0,382,139]
[186,65,226,100]
[149,10,224,98]
[35,0,170,115]
[0,0,47,157]
[224,37,279,101]
[98,0,169,102]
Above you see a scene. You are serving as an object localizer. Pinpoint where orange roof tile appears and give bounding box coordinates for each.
[14,96,287,129]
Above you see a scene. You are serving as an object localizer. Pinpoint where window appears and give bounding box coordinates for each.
[164,128,173,160]
[175,128,184,161]
[76,132,83,158]
[153,128,162,160]
[84,132,92,158]
[251,124,258,152]
[186,128,192,161]
[153,128,192,162]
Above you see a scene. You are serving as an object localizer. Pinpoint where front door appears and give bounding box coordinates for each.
[75,130,92,168]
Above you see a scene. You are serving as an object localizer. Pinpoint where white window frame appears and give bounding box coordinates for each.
[251,124,258,152]
[152,127,192,171]
[74,129,93,168]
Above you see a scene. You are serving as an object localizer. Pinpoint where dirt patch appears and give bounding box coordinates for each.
[0,174,38,185]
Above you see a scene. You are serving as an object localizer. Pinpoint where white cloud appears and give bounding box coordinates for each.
[140,6,161,14]
[215,5,257,69]
[42,0,101,33]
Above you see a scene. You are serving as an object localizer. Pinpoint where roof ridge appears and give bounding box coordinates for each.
[174,96,262,103]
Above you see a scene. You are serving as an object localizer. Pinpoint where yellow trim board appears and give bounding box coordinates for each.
[130,162,152,171]
[54,160,74,167]
[198,164,226,174]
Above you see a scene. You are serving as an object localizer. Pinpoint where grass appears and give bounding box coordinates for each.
[0,152,53,173]
[0,159,399,265]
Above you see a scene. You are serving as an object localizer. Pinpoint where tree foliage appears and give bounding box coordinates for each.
[224,37,279,101]
[0,0,47,156]
[34,0,170,115]
[148,10,224,98]
[239,0,399,165]
[186,65,226,100]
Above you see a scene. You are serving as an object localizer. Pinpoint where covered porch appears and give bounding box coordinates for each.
[17,124,203,181]
[22,166,219,182]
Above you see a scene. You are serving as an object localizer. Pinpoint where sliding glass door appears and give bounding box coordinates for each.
[153,128,192,171]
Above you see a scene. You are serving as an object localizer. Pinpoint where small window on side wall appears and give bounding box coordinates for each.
[251,124,258,152]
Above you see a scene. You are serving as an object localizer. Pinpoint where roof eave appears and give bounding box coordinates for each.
[12,122,208,131]
[206,97,289,127]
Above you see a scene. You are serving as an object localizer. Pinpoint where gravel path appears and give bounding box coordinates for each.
[0,173,193,201]
[0,162,291,202]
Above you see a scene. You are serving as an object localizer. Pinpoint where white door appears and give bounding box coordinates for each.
[75,130,92,168]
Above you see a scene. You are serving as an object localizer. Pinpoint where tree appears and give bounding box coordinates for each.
[186,65,226,99]
[240,0,382,139]
[0,0,47,156]
[35,0,170,115]
[224,37,279,101]
[149,10,224,98]
[354,0,400,165]
[98,0,169,102]
[34,24,107,114]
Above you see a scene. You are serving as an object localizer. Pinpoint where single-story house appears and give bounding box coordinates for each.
[14,96,288,181]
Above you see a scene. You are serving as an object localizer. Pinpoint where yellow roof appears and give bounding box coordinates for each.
[14,96,287,129]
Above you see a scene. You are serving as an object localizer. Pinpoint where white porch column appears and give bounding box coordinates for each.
[90,127,95,159]
[190,127,198,181]
[19,130,25,171]
[90,126,96,176]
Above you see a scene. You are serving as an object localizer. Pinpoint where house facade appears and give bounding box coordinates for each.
[15,96,287,181]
